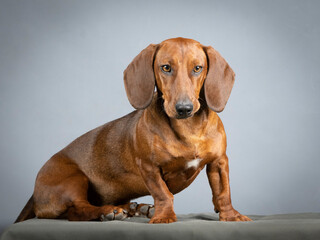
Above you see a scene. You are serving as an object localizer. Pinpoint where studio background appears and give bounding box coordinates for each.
[1,0,319,233]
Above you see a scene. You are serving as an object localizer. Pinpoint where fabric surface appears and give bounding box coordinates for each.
[1,212,320,240]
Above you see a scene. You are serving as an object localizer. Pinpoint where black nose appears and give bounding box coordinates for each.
[175,101,193,118]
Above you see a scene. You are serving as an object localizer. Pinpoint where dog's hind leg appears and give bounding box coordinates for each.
[67,201,128,221]
[34,153,128,221]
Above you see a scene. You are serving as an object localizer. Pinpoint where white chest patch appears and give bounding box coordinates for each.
[186,158,202,169]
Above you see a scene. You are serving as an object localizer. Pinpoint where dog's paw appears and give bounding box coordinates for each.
[129,202,154,218]
[219,209,252,222]
[149,213,177,223]
[137,204,155,218]
[149,214,177,224]
[100,208,128,221]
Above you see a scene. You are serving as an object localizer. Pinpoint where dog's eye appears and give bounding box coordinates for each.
[161,65,171,73]
[193,66,202,73]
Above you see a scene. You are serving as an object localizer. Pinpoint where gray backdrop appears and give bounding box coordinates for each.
[1,0,319,233]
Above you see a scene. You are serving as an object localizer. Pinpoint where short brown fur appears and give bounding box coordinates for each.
[16,38,251,224]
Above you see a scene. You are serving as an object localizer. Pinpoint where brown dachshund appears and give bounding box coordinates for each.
[15,37,251,224]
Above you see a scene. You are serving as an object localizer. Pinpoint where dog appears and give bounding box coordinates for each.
[15,37,251,224]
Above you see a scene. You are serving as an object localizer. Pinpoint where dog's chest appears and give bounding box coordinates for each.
[161,155,207,194]
[150,119,223,193]
[156,136,215,181]
[156,134,216,165]
[186,157,202,169]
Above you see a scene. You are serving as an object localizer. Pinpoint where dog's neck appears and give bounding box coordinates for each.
[146,92,218,142]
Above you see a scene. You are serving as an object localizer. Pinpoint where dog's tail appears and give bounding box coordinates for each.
[15,195,35,223]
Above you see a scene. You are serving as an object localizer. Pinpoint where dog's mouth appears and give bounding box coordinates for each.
[175,112,193,119]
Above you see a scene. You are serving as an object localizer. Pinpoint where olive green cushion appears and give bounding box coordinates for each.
[1,213,320,240]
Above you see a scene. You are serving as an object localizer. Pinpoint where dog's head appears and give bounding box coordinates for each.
[124,37,235,119]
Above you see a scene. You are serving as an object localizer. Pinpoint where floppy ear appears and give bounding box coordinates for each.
[202,46,235,112]
[123,44,158,109]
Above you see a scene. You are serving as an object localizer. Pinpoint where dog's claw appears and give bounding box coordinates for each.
[139,205,149,215]
[130,202,138,210]
[100,212,115,221]
[106,213,115,220]
[148,206,155,218]
[114,212,126,220]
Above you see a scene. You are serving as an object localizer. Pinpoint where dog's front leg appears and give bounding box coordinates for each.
[206,154,251,221]
[136,158,177,224]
